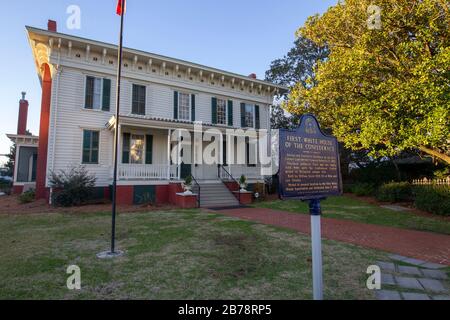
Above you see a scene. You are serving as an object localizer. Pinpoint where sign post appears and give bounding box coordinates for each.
[309,199,323,300]
[278,114,342,300]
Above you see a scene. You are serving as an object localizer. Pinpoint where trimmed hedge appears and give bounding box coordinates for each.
[376,182,413,202]
[414,186,450,216]
[351,183,376,196]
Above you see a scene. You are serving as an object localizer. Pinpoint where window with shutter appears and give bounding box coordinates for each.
[227,100,233,126]
[122,133,130,164]
[178,93,190,120]
[212,97,217,124]
[132,84,146,115]
[145,135,153,164]
[85,76,111,112]
[216,98,227,125]
[82,130,99,164]
[173,91,178,119]
[102,79,111,111]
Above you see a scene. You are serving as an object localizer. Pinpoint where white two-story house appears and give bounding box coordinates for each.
[18,21,285,207]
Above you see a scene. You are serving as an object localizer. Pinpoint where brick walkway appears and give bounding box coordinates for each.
[216,208,450,266]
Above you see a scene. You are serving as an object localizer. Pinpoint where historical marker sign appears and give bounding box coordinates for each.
[279,114,342,200]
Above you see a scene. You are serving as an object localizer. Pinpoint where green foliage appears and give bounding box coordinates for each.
[288,0,450,164]
[265,36,328,130]
[349,162,398,186]
[49,166,96,207]
[19,189,35,204]
[376,182,414,202]
[4,145,15,177]
[351,183,376,196]
[239,175,247,186]
[414,186,450,216]
[184,175,193,186]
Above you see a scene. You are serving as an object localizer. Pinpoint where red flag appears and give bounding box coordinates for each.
[116,0,126,16]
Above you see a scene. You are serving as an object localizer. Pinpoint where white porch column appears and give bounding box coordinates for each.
[167,129,171,180]
[13,145,20,184]
[177,129,181,180]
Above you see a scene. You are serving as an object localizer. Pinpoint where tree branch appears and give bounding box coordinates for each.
[419,146,450,165]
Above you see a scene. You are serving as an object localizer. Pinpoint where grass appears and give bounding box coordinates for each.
[254,196,450,235]
[0,209,387,300]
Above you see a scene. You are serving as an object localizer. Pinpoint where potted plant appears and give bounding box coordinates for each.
[239,175,247,192]
[183,175,193,195]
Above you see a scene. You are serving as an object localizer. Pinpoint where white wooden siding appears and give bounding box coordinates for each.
[46,64,272,187]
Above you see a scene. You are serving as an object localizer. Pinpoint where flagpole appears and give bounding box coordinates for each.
[110,0,125,254]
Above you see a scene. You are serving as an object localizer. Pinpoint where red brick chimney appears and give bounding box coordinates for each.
[47,20,57,32]
[17,92,28,135]
[248,73,257,79]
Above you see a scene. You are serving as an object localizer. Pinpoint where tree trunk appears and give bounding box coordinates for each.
[419,146,450,165]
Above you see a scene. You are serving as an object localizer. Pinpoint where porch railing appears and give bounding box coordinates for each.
[118,164,178,180]
[219,165,263,180]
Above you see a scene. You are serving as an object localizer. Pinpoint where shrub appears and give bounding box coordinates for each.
[19,189,35,204]
[351,183,376,196]
[376,182,413,202]
[49,166,96,207]
[414,186,450,216]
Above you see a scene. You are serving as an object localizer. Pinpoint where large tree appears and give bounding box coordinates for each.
[266,36,328,129]
[286,0,450,164]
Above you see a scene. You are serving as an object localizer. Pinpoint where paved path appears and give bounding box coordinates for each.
[216,208,450,266]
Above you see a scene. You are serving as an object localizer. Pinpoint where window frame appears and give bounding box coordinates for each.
[132,84,147,115]
[244,103,256,128]
[178,91,192,121]
[121,130,152,165]
[216,98,228,125]
[84,75,110,111]
[81,129,100,164]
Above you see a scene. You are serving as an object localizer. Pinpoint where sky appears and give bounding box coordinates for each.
[0,0,337,165]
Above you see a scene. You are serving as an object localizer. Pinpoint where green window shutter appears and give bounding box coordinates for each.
[82,130,91,163]
[191,94,196,121]
[240,103,246,127]
[255,105,260,129]
[132,85,146,115]
[85,76,95,109]
[145,135,153,164]
[122,133,130,164]
[211,97,217,124]
[102,79,111,111]
[173,91,178,119]
[91,131,99,163]
[227,100,233,126]
[82,130,99,164]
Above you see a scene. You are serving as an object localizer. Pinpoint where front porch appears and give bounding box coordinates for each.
[117,163,263,181]
[108,115,267,183]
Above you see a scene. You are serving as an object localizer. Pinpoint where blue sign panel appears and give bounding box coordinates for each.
[279,114,342,200]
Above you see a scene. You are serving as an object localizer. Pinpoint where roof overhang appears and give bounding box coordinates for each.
[26,26,288,95]
[6,134,39,146]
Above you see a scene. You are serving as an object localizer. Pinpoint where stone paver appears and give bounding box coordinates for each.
[395,276,424,290]
[432,295,450,300]
[398,265,422,276]
[381,273,396,286]
[421,269,448,280]
[418,278,448,293]
[420,262,447,270]
[376,290,401,300]
[376,261,396,272]
[401,292,431,300]
[217,208,450,265]
[380,205,408,212]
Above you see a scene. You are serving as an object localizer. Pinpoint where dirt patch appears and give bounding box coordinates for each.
[0,194,178,215]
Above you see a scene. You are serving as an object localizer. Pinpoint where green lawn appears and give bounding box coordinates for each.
[0,209,387,300]
[255,196,450,235]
